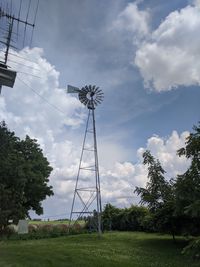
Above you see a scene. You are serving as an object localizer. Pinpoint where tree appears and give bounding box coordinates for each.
[0,121,53,233]
[175,122,200,235]
[102,203,120,231]
[135,150,177,240]
[135,150,171,212]
[102,203,149,231]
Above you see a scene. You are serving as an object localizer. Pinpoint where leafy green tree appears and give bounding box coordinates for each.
[102,204,120,231]
[102,204,149,231]
[175,122,200,235]
[0,121,53,234]
[135,150,171,212]
[135,151,178,240]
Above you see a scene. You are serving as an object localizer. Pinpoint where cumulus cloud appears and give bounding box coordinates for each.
[0,47,191,218]
[0,47,86,217]
[135,1,200,91]
[0,48,137,216]
[100,130,190,207]
[111,2,150,41]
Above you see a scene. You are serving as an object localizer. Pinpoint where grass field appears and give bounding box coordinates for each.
[0,232,198,267]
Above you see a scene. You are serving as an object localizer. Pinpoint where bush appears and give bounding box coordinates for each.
[54,224,69,234]
[28,224,38,233]
[102,204,150,232]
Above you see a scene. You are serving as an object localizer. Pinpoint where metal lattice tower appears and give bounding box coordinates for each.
[67,85,103,235]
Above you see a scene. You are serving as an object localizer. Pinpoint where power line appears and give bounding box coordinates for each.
[17,71,41,79]
[17,76,66,116]
[6,58,40,71]
[0,49,40,64]
[30,0,39,47]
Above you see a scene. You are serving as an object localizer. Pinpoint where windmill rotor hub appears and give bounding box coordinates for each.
[78,85,104,110]
[90,92,95,97]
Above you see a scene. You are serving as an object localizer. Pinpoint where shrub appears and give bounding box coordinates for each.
[28,224,38,233]
[38,224,54,233]
[53,224,69,234]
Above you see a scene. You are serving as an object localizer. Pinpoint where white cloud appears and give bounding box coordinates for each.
[111,2,150,41]
[0,47,86,218]
[99,130,190,208]
[135,1,200,91]
[0,48,136,216]
[0,47,191,218]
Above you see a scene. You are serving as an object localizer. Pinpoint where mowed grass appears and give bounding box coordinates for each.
[0,232,199,267]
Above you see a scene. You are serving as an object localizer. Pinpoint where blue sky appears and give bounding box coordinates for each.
[0,0,200,219]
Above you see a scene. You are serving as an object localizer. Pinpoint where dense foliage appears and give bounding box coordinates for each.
[102,204,149,231]
[0,121,54,234]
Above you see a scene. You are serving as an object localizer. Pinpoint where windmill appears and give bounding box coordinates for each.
[67,84,104,235]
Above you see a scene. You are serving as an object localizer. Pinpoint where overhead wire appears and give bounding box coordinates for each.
[0,49,41,65]
[5,58,41,71]
[17,76,66,116]
[10,0,12,14]
[30,0,39,47]
[17,71,42,79]
[0,26,18,35]
[23,0,31,46]
[17,0,22,38]
[26,0,31,22]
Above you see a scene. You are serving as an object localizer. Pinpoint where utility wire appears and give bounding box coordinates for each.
[17,0,22,38]
[0,49,42,65]
[30,0,39,47]
[6,58,41,71]
[17,76,66,116]
[23,0,31,46]
[17,70,42,79]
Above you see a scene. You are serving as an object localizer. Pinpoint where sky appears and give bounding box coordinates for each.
[0,0,200,220]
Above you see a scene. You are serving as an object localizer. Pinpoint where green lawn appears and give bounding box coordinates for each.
[0,232,198,267]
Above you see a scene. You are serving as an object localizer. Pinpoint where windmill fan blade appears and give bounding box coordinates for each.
[97,92,104,96]
[95,88,102,94]
[82,89,88,94]
[94,100,98,106]
[95,99,102,105]
[97,100,102,105]
[94,87,99,92]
